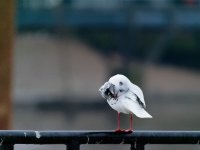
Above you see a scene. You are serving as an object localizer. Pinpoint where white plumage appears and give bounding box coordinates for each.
[99,74,152,132]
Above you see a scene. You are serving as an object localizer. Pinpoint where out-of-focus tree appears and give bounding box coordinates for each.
[0,0,14,129]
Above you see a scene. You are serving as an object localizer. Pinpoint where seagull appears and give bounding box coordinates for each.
[99,74,152,133]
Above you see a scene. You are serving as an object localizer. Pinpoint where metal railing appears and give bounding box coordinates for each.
[0,130,200,150]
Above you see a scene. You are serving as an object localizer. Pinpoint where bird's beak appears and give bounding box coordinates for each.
[109,84,114,94]
[99,82,117,99]
[108,83,117,98]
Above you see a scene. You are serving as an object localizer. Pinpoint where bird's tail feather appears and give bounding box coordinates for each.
[127,102,152,118]
[123,95,153,118]
[134,109,152,118]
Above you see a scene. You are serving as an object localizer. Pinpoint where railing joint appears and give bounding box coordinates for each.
[67,141,80,150]
[131,142,145,150]
[0,144,14,150]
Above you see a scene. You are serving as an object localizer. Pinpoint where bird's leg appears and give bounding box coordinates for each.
[115,112,124,132]
[125,114,133,133]
[130,113,133,130]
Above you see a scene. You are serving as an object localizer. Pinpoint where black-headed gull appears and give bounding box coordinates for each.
[99,74,152,132]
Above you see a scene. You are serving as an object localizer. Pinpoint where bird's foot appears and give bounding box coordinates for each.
[124,129,133,133]
[114,129,125,133]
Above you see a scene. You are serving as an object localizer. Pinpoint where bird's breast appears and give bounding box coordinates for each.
[107,98,130,114]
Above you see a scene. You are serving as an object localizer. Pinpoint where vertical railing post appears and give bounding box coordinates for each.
[0,0,13,130]
[67,141,80,150]
[0,144,14,150]
[131,143,145,150]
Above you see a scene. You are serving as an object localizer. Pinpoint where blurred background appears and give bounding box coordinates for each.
[0,0,200,149]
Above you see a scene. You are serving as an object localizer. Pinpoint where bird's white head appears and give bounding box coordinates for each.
[108,74,130,98]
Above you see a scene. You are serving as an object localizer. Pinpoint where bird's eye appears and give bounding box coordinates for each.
[119,89,124,92]
[119,82,123,86]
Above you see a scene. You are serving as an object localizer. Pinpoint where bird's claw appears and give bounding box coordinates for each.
[114,129,125,133]
[124,129,133,133]
[114,129,133,133]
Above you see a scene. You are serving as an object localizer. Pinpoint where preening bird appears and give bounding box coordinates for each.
[99,74,152,132]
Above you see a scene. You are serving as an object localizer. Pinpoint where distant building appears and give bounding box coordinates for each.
[14,34,108,103]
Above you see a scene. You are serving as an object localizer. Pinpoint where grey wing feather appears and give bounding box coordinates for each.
[135,94,146,108]
[129,90,146,108]
[129,83,146,107]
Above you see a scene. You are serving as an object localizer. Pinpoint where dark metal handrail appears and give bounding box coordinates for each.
[0,130,200,150]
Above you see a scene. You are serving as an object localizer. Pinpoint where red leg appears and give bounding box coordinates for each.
[130,113,133,130]
[114,112,124,132]
[125,114,133,133]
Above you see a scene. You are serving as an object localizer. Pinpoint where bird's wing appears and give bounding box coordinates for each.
[122,92,152,118]
[99,82,108,99]
[99,82,113,100]
[129,83,146,108]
